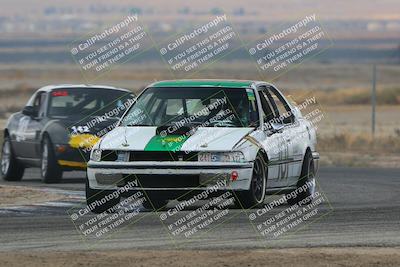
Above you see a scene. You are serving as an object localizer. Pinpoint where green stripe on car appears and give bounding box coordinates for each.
[144,135,189,151]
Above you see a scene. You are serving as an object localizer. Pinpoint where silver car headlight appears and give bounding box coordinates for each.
[198,152,245,163]
[91,149,102,162]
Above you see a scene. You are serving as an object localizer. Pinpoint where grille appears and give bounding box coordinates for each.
[101,150,117,161]
[129,151,198,162]
[125,174,200,188]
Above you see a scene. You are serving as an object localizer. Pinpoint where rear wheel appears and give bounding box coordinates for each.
[286,151,316,206]
[85,178,121,214]
[1,135,25,181]
[235,154,266,208]
[41,137,63,183]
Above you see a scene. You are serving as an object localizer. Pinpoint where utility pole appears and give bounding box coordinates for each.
[371,64,377,137]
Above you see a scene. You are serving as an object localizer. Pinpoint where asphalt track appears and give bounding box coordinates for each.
[0,167,399,251]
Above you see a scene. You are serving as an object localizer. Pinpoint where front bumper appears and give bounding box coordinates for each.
[55,144,89,170]
[87,161,254,191]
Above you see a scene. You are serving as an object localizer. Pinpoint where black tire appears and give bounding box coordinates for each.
[85,178,121,214]
[235,153,267,209]
[286,151,316,206]
[1,135,25,181]
[41,136,63,183]
[142,193,168,211]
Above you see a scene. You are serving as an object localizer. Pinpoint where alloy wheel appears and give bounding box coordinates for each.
[41,142,48,177]
[1,140,10,174]
[252,158,266,203]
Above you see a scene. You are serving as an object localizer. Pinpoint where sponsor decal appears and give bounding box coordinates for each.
[52,90,69,97]
[69,134,100,149]
[144,134,189,151]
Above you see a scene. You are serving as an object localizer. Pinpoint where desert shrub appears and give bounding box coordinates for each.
[288,87,400,105]
[318,132,400,153]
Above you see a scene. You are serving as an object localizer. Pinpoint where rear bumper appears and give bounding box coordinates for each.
[87,161,254,191]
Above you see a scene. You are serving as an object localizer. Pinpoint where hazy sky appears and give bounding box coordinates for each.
[1,0,400,21]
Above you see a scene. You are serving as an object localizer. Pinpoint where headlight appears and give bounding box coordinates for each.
[198,152,245,162]
[91,149,102,162]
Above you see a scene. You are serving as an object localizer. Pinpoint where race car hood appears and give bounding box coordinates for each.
[99,126,255,151]
[45,117,119,149]
[52,116,119,135]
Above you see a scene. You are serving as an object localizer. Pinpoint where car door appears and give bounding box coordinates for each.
[257,86,287,188]
[14,91,47,159]
[265,86,303,187]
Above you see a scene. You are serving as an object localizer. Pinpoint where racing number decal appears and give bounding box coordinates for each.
[278,140,289,180]
[71,125,90,134]
[15,117,30,142]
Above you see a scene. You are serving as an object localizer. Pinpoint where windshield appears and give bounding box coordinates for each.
[48,88,134,118]
[121,87,259,128]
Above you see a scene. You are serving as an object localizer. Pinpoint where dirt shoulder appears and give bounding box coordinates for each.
[0,185,64,207]
[1,247,399,267]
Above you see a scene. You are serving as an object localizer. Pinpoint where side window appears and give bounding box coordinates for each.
[32,92,46,117]
[38,93,47,117]
[266,87,294,124]
[257,89,275,124]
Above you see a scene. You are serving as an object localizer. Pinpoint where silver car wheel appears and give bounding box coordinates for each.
[41,142,48,177]
[252,157,266,203]
[1,140,10,174]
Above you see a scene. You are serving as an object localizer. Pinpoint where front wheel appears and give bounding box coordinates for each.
[41,137,63,183]
[286,151,316,206]
[235,154,266,209]
[1,135,25,181]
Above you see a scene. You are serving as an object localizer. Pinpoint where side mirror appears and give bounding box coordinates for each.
[22,106,37,117]
[271,122,284,132]
[265,122,284,136]
[292,107,302,118]
[282,116,294,124]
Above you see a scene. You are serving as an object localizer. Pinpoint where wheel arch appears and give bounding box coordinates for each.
[258,149,269,183]
[301,146,313,168]
[2,129,12,149]
[40,131,55,155]
[41,131,50,142]
[304,146,312,157]
[41,120,69,145]
[258,148,269,165]
[296,146,313,185]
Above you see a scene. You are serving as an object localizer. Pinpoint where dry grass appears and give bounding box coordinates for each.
[288,87,400,106]
[317,132,400,167]
[1,247,400,267]
[0,62,400,91]
[318,132,400,153]
[0,185,64,207]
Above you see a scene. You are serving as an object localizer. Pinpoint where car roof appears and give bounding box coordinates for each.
[148,79,270,89]
[36,84,132,93]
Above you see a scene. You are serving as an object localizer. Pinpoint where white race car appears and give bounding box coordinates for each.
[86,80,319,213]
